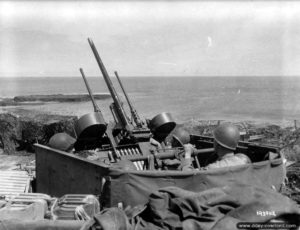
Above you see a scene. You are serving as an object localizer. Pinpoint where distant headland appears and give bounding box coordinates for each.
[0,94,111,106]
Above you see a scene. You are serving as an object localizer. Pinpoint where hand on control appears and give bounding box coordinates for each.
[184,143,194,159]
[150,138,162,149]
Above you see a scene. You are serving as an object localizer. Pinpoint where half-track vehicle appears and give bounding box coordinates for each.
[34,38,286,210]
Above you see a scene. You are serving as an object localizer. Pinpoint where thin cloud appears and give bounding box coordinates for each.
[0,1,300,77]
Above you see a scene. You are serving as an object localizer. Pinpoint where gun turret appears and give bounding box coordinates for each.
[88,38,151,145]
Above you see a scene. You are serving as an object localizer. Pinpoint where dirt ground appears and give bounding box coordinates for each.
[0,151,35,170]
[282,162,300,204]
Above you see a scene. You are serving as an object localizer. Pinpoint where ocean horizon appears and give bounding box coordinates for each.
[0,76,300,124]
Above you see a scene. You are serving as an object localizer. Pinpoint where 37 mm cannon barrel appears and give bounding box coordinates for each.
[88,38,132,131]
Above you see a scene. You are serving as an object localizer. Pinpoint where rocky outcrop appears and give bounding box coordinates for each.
[0,112,77,154]
[0,113,21,154]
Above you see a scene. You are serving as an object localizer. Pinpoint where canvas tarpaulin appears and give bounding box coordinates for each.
[102,158,285,208]
[81,183,300,230]
[1,183,298,230]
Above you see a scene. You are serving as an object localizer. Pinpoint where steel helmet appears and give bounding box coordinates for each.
[48,133,76,152]
[213,123,240,150]
[171,127,190,148]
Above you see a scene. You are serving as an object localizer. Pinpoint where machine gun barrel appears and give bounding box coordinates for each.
[79,68,101,113]
[87,38,132,130]
[114,71,144,128]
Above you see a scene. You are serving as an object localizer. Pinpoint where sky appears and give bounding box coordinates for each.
[0,1,300,77]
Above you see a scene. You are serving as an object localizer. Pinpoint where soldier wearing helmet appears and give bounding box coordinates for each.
[182,123,251,170]
[172,126,196,170]
[48,132,76,152]
[149,125,193,170]
[159,126,196,170]
[171,127,191,148]
[207,123,251,169]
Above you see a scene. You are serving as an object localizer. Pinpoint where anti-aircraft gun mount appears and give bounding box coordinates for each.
[88,38,152,143]
[72,38,178,166]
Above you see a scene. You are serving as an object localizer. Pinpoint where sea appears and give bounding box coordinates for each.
[0,76,300,124]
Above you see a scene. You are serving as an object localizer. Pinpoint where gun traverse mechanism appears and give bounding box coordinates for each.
[87,38,151,146]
